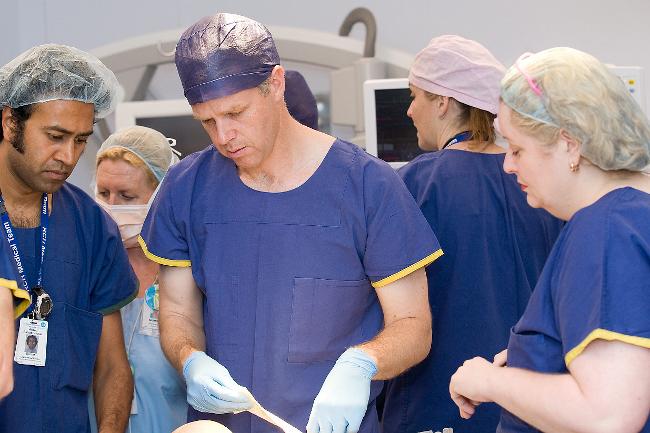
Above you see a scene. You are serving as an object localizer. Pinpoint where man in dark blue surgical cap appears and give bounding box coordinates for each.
[284,70,318,130]
[140,12,441,433]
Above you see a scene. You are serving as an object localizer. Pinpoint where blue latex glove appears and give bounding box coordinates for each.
[307,348,377,433]
[182,351,253,414]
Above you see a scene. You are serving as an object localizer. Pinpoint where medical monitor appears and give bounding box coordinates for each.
[114,99,212,159]
[363,78,423,169]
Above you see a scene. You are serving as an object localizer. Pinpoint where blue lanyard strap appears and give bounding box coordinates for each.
[0,193,49,294]
[442,131,472,150]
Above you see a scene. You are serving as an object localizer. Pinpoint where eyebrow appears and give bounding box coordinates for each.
[44,126,94,136]
[192,104,248,120]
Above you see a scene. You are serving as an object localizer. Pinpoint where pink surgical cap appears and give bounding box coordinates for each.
[409,35,505,115]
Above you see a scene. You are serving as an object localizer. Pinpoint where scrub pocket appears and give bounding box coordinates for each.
[288,277,373,363]
[49,302,103,390]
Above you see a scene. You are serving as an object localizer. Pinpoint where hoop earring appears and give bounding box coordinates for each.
[569,162,580,172]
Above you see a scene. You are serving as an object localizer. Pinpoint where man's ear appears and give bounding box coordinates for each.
[1,106,14,142]
[268,65,286,101]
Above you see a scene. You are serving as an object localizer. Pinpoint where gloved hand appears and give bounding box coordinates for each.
[307,348,377,433]
[183,351,253,414]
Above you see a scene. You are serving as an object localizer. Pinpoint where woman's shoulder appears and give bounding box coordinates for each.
[572,187,650,229]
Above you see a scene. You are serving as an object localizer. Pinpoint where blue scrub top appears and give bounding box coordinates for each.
[140,140,442,433]
[0,234,30,317]
[0,183,138,433]
[499,187,650,433]
[122,292,188,433]
[382,150,563,433]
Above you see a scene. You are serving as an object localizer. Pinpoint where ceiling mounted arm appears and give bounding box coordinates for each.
[338,7,377,58]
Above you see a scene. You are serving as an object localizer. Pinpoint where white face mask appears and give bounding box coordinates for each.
[95,183,160,249]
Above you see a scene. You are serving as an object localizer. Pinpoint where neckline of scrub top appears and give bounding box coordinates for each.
[441,147,506,156]
[229,138,339,195]
[570,186,650,222]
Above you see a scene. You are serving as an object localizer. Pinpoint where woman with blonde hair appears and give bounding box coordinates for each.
[93,126,186,433]
[450,47,650,433]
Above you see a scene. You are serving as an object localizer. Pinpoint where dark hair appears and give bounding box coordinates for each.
[0,105,35,153]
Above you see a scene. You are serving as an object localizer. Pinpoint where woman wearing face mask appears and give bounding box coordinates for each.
[381,36,563,433]
[94,125,186,433]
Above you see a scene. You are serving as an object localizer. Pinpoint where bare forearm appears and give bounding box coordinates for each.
[93,313,132,433]
[357,316,431,380]
[490,367,630,433]
[0,288,14,398]
[159,311,206,373]
[94,362,132,433]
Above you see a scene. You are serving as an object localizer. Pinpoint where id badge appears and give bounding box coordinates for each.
[14,318,48,366]
[139,285,159,337]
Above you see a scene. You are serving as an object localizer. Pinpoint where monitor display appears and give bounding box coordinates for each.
[364,78,423,168]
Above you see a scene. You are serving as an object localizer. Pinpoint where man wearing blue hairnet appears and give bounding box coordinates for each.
[0,44,137,433]
[139,13,441,433]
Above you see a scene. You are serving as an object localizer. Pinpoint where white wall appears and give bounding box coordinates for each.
[3,0,650,190]
[5,1,650,71]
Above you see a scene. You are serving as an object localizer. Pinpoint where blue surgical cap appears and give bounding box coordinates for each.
[98,126,180,183]
[175,13,280,105]
[284,70,318,130]
[0,44,121,119]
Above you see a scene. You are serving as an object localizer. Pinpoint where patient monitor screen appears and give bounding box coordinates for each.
[374,88,423,163]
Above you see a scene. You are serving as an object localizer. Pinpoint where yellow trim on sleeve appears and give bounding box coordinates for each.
[565,328,650,366]
[372,249,444,289]
[0,278,31,319]
[137,235,191,267]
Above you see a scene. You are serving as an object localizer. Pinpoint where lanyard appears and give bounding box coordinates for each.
[441,131,472,150]
[0,193,49,295]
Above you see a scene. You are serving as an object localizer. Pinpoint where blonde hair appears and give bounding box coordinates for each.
[96,147,159,190]
[501,47,650,171]
[425,91,497,148]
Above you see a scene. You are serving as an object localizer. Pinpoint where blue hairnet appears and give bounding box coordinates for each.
[175,13,280,105]
[98,126,180,183]
[500,53,559,127]
[284,70,318,130]
[0,44,121,119]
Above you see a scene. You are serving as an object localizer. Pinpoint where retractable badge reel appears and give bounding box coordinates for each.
[29,285,53,320]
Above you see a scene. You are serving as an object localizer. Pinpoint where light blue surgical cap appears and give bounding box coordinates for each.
[175,13,280,105]
[0,44,121,119]
[500,53,559,127]
[98,126,180,183]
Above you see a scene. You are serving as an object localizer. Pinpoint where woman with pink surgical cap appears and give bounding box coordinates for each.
[381,35,563,433]
[449,47,650,433]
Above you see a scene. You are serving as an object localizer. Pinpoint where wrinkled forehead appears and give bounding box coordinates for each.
[27,100,95,131]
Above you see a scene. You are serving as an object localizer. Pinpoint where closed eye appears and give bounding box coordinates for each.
[48,134,64,141]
